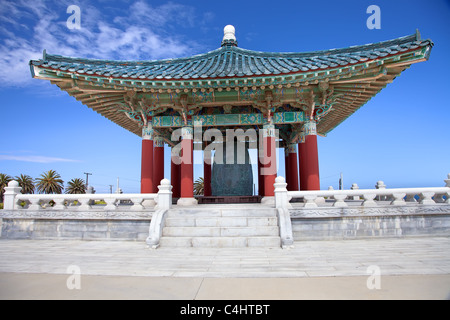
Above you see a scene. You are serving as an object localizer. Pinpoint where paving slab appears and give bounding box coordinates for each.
[0,237,449,299]
[0,273,449,300]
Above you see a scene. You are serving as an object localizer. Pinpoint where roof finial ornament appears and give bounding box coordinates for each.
[221,25,238,47]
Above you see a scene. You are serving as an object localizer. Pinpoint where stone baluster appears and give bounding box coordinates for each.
[77,197,91,210]
[129,197,145,211]
[304,194,318,208]
[333,194,348,207]
[104,197,117,211]
[419,192,435,205]
[28,198,42,210]
[391,192,406,206]
[53,198,66,210]
[362,193,377,206]
[405,193,418,202]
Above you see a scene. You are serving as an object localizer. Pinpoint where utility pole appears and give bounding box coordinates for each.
[109,185,113,194]
[84,172,92,189]
[339,172,343,190]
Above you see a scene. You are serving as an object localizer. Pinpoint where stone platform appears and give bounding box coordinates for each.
[1,202,450,246]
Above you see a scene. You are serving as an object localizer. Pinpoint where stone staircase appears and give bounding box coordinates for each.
[159,205,280,248]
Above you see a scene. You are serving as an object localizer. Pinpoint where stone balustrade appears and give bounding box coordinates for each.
[274,175,450,209]
[274,174,450,241]
[3,179,173,212]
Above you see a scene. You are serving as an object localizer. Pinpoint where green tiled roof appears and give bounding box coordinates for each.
[30,33,432,81]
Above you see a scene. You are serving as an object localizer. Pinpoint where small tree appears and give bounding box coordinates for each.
[15,174,35,194]
[36,170,64,194]
[66,178,86,194]
[193,177,204,196]
[0,173,12,203]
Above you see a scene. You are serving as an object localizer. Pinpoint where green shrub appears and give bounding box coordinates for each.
[0,203,3,209]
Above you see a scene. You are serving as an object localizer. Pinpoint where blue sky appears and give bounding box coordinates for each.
[0,0,449,193]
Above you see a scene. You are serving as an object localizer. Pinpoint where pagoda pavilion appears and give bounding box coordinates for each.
[29,26,433,205]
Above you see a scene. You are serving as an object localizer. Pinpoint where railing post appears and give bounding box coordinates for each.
[3,181,21,210]
[273,176,294,248]
[445,174,450,188]
[157,179,172,210]
[445,174,450,204]
[274,176,291,209]
[350,183,360,200]
[375,181,387,201]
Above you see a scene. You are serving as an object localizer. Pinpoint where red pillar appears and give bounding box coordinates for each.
[258,146,265,196]
[179,126,195,201]
[285,148,290,188]
[171,147,181,198]
[262,124,277,197]
[140,125,153,193]
[298,121,320,190]
[298,138,306,191]
[153,136,165,192]
[286,144,299,191]
[203,148,212,196]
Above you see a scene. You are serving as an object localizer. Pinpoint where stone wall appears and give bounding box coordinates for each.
[0,218,150,241]
[291,211,450,240]
[0,210,152,241]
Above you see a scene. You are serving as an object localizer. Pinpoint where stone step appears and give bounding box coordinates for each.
[159,236,281,248]
[167,208,277,217]
[164,216,278,228]
[162,226,279,237]
[159,205,281,248]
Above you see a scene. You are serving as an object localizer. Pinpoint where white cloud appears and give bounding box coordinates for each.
[0,0,203,87]
[0,154,80,163]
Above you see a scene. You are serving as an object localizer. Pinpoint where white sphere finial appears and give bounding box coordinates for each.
[222,25,237,47]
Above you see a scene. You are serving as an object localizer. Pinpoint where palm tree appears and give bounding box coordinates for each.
[35,170,64,194]
[66,178,86,194]
[15,174,35,194]
[193,177,204,196]
[0,173,12,203]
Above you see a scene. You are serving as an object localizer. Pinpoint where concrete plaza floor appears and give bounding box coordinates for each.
[0,237,449,299]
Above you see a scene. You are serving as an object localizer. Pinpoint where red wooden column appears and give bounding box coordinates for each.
[284,147,290,188]
[298,121,320,190]
[286,144,299,191]
[177,125,198,205]
[261,123,277,198]
[257,144,265,197]
[203,146,212,196]
[140,124,154,193]
[171,146,181,198]
[153,136,165,192]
